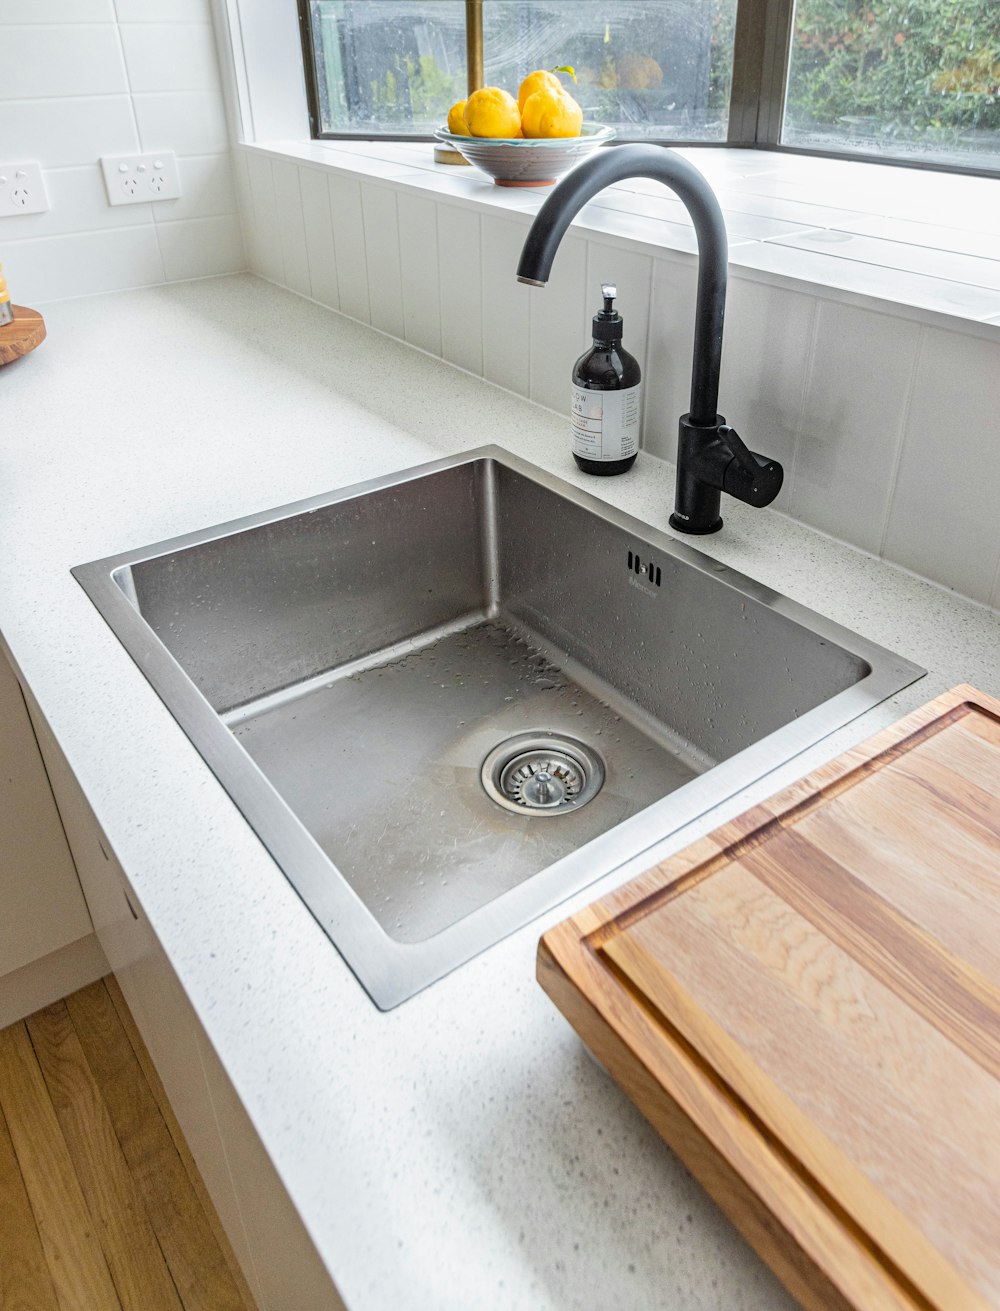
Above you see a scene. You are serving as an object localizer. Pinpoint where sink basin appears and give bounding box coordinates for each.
[74,447,923,1007]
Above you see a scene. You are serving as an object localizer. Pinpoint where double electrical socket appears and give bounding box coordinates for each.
[0,163,49,217]
[100,151,181,206]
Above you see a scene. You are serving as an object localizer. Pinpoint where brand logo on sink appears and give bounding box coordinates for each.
[628,573,658,597]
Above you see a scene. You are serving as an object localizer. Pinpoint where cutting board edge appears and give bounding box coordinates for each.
[537,930,930,1311]
[537,685,1000,1311]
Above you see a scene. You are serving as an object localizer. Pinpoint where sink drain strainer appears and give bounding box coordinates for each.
[481,733,605,817]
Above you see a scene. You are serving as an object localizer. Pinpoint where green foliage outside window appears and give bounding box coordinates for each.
[369,53,462,125]
[786,0,1000,151]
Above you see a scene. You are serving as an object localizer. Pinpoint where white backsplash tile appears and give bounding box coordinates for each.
[302,150,423,183]
[115,0,211,18]
[883,327,1000,603]
[361,183,404,339]
[437,203,482,376]
[119,22,221,93]
[1,166,153,239]
[3,25,126,100]
[397,192,442,357]
[246,153,283,284]
[298,166,338,310]
[588,189,692,227]
[232,150,260,274]
[644,255,698,460]
[789,301,919,553]
[480,213,532,393]
[714,186,869,233]
[4,0,112,20]
[157,214,244,281]
[2,227,163,302]
[529,233,587,414]
[328,173,369,325]
[271,159,311,299]
[157,154,238,223]
[0,9,249,299]
[0,96,139,168]
[737,242,1000,323]
[133,91,229,156]
[717,277,814,502]
[840,216,1000,263]
[578,202,700,257]
[773,229,1000,295]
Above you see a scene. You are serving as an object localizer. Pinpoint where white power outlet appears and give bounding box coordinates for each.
[100,151,181,206]
[0,162,49,217]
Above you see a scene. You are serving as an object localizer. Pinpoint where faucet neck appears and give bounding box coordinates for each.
[517,143,728,425]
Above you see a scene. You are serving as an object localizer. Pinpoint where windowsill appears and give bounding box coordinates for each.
[244,138,1000,336]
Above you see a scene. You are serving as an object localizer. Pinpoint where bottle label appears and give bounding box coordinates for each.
[571,383,641,462]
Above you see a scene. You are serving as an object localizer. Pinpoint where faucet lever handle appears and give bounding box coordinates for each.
[718,424,784,509]
[717,424,759,476]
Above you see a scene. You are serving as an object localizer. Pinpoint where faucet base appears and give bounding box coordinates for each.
[669,512,723,535]
[671,414,727,533]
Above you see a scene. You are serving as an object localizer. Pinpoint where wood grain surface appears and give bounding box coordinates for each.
[0,306,46,365]
[540,684,1000,1311]
[0,978,257,1311]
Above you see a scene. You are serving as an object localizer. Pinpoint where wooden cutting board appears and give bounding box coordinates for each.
[539,684,1000,1311]
[0,306,46,365]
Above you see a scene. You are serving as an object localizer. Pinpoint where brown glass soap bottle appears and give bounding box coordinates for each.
[570,283,641,476]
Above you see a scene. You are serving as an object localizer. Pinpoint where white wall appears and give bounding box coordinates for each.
[0,0,245,304]
[235,143,1000,613]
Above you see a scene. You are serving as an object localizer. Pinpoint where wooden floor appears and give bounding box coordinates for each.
[0,976,257,1311]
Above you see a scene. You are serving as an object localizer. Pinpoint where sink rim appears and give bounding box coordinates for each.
[72,445,925,1009]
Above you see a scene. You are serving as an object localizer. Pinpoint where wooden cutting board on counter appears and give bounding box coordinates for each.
[539,684,1000,1311]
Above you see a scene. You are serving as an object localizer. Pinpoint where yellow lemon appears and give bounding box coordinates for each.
[520,87,583,139]
[517,68,563,115]
[463,87,522,139]
[446,99,470,135]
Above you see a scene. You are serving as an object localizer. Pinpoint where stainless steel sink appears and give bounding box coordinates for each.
[74,447,923,1007]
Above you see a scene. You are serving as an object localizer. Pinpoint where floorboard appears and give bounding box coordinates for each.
[25,1001,183,1311]
[0,1096,61,1311]
[0,1021,121,1311]
[0,979,257,1311]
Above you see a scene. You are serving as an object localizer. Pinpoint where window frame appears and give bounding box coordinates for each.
[296,0,999,178]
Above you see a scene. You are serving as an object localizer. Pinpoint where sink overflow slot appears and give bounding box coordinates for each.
[628,550,661,587]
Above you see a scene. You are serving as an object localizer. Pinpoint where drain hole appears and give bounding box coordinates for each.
[481,733,605,817]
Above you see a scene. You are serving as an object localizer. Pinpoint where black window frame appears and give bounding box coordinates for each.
[297,0,1000,179]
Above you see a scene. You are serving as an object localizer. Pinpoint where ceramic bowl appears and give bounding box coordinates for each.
[433,124,615,187]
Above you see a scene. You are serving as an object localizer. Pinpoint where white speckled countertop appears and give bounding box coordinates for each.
[3,275,999,1311]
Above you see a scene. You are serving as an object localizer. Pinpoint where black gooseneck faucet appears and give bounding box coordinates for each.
[516,144,783,534]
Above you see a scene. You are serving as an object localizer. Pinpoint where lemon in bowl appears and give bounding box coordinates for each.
[521,86,584,139]
[463,87,523,138]
[438,76,612,188]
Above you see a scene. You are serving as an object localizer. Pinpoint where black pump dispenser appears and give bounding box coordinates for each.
[571,283,641,476]
[592,285,623,343]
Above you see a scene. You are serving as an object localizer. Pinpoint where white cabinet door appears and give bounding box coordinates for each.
[0,650,93,977]
[23,683,345,1311]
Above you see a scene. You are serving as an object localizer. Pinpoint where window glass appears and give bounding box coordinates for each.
[307,0,738,141]
[308,1,466,136]
[483,1,738,141]
[783,0,1000,170]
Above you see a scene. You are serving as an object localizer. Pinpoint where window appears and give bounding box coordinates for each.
[783,0,1000,171]
[299,0,1000,173]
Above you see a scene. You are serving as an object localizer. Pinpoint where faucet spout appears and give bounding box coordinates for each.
[517,144,782,533]
[518,144,727,426]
